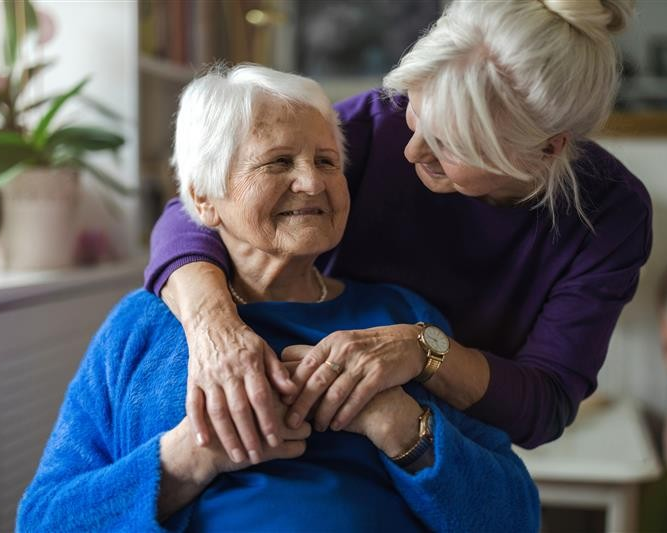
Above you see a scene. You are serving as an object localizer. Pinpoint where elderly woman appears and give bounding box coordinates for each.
[144,0,651,457]
[17,66,539,532]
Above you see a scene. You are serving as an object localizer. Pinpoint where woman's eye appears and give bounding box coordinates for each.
[267,157,292,169]
[316,157,335,167]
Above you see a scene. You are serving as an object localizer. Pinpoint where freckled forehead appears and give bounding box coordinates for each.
[249,99,293,139]
[245,98,336,148]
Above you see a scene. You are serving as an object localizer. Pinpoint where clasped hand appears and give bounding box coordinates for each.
[282,324,423,432]
[184,320,424,460]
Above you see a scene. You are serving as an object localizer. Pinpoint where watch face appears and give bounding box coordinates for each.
[424,326,449,354]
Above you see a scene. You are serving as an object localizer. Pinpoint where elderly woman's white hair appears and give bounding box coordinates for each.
[172,64,346,221]
[384,0,634,227]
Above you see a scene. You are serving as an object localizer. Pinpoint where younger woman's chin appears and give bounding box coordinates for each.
[416,171,457,194]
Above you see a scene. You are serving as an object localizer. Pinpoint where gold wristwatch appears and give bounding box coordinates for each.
[415,322,450,383]
[390,406,433,467]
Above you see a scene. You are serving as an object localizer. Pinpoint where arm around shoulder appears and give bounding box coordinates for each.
[145,197,231,296]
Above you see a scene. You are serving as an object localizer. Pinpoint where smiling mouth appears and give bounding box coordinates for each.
[277,208,325,216]
[418,163,447,178]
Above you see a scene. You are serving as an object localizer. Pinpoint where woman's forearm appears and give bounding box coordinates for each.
[161,262,237,326]
[427,341,576,447]
[158,422,217,522]
[144,197,230,296]
[465,354,575,447]
[368,395,424,458]
[422,339,490,410]
[158,260,296,459]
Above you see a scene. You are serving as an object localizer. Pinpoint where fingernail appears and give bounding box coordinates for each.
[196,433,205,446]
[289,413,302,428]
[267,433,280,447]
[249,450,260,464]
[231,449,244,463]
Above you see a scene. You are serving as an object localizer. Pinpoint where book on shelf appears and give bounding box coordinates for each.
[138,0,284,69]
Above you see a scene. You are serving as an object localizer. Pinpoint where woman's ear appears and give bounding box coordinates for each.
[542,133,569,157]
[190,186,221,228]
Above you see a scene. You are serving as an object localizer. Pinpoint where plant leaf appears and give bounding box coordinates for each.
[25,1,39,33]
[48,126,125,152]
[0,131,35,173]
[73,157,137,196]
[0,130,28,145]
[78,94,126,122]
[31,78,89,150]
[17,94,56,113]
[9,60,53,104]
[3,0,39,67]
[0,162,29,188]
[3,1,18,66]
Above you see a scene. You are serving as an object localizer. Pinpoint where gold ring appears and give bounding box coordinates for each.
[323,360,342,374]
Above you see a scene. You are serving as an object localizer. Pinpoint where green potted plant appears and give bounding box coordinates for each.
[0,0,132,270]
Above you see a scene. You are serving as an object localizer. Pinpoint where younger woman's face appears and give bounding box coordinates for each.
[404,90,532,204]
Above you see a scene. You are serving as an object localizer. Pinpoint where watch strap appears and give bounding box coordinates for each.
[415,352,443,383]
[390,407,433,467]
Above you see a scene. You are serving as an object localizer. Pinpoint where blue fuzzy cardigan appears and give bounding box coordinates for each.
[18,283,540,532]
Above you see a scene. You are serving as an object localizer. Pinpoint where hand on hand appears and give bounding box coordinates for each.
[161,403,311,493]
[183,316,297,463]
[203,393,312,474]
[342,386,423,457]
[282,324,423,432]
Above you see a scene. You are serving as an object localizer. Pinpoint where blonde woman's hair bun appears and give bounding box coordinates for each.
[540,0,634,40]
[601,0,635,33]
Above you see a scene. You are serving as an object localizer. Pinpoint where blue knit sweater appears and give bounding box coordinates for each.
[17,281,540,532]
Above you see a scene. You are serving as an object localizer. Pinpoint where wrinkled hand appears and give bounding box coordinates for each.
[282,324,424,432]
[201,393,312,474]
[343,386,422,457]
[184,313,297,463]
[159,401,311,520]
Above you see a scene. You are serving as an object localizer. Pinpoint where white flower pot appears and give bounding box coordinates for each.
[1,167,80,271]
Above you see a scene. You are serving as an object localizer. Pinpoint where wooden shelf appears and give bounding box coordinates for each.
[599,111,667,137]
[139,54,196,83]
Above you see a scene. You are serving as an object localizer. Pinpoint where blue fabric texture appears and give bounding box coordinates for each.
[17,281,540,532]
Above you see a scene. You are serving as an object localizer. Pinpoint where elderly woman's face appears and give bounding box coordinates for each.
[207,101,349,258]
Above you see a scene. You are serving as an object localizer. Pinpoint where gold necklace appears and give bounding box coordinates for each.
[229,267,328,305]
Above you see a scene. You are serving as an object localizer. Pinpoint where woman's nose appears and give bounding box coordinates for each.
[290,165,326,195]
[404,131,435,164]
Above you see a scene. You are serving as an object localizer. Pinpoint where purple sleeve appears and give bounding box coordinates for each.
[468,182,652,448]
[144,198,230,296]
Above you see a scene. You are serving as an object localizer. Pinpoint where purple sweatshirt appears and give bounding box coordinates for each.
[145,89,652,448]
